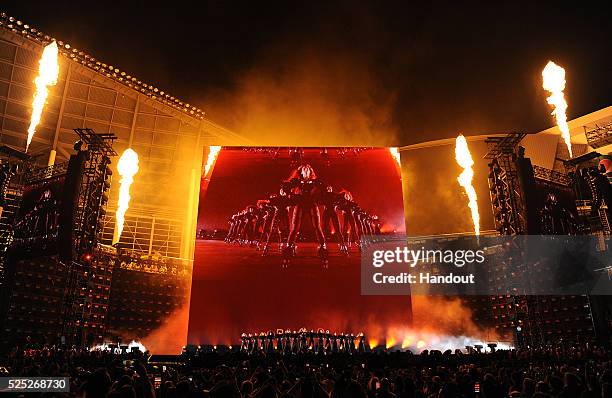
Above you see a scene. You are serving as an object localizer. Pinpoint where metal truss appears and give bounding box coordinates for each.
[485,133,527,235]
[532,165,572,187]
[584,123,612,149]
[22,162,69,185]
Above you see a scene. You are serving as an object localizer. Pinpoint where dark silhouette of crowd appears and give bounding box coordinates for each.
[2,345,611,398]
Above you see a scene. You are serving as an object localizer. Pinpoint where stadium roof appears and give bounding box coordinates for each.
[0,12,248,146]
[536,105,612,149]
[400,104,611,170]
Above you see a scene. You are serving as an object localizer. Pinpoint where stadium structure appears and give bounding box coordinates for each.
[400,107,612,347]
[0,13,248,264]
[0,11,610,349]
[0,13,247,347]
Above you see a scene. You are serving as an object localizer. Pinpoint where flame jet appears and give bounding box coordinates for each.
[389,147,401,170]
[455,135,480,236]
[542,61,573,158]
[204,146,221,177]
[27,41,60,151]
[113,148,139,244]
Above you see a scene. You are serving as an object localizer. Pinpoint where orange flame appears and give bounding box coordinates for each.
[389,147,401,169]
[204,146,221,177]
[542,61,572,158]
[26,41,60,152]
[113,148,139,244]
[455,135,480,235]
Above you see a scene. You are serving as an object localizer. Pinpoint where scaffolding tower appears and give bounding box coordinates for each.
[481,133,577,347]
[61,128,117,345]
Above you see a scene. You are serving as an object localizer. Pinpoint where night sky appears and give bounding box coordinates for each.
[4,1,611,145]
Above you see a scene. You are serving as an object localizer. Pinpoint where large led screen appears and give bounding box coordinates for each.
[187,147,409,345]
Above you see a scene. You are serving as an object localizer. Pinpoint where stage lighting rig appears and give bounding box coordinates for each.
[0,162,18,220]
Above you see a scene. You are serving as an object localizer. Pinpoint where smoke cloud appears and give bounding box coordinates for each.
[412,296,493,339]
[202,43,400,147]
[402,140,495,236]
[141,301,190,355]
[361,296,501,351]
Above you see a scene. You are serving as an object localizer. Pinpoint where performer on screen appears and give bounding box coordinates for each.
[255,199,275,250]
[225,214,239,242]
[242,205,259,245]
[372,214,382,235]
[321,185,348,255]
[355,208,371,246]
[222,163,387,265]
[259,188,292,255]
[282,164,328,266]
[230,209,247,244]
[338,190,360,248]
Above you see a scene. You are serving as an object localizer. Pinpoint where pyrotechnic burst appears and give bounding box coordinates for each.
[92,340,147,353]
[455,135,480,236]
[542,61,573,158]
[26,41,60,152]
[113,148,139,244]
[382,326,510,352]
[389,147,401,170]
[127,340,147,352]
[204,146,221,177]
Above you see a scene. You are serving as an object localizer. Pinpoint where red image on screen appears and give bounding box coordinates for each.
[188,147,410,345]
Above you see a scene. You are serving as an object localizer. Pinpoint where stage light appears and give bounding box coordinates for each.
[74,140,87,151]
